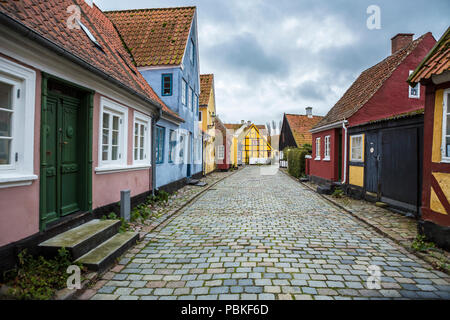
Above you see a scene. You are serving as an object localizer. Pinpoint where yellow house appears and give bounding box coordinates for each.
[225,123,247,167]
[199,74,217,175]
[242,124,273,165]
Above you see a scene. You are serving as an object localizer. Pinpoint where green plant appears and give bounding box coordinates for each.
[3,248,83,300]
[411,234,435,252]
[156,190,170,203]
[332,188,345,199]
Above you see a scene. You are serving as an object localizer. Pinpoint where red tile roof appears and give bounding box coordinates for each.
[0,0,182,122]
[409,27,450,84]
[285,114,324,147]
[105,7,195,68]
[224,123,244,130]
[200,74,214,106]
[314,33,431,129]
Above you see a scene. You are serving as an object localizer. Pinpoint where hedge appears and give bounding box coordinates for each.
[286,145,312,178]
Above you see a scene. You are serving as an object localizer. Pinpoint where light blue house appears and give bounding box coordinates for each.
[107,7,203,190]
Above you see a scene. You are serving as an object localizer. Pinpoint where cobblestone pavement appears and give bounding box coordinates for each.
[88,166,450,300]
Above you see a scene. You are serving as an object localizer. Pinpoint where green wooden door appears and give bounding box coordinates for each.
[41,93,81,227]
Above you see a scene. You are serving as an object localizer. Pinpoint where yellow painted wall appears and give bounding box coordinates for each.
[242,125,272,164]
[201,87,216,174]
[431,172,450,215]
[349,166,364,187]
[432,89,444,163]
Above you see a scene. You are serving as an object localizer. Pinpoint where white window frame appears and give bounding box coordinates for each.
[188,86,192,112]
[324,135,331,161]
[408,70,420,99]
[0,57,37,188]
[218,145,225,160]
[442,89,450,163]
[315,137,321,160]
[97,97,128,170]
[133,111,151,166]
[350,134,364,162]
[181,78,187,106]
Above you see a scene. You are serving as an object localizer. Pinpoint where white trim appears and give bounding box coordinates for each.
[133,111,152,166]
[137,65,180,72]
[350,134,364,162]
[98,97,128,169]
[342,121,348,184]
[0,56,36,186]
[310,120,346,134]
[315,137,321,160]
[0,173,38,189]
[95,165,151,175]
[441,88,450,163]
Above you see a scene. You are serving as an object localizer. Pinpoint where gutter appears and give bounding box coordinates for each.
[342,120,348,185]
[152,108,162,196]
[309,120,347,134]
[0,12,164,114]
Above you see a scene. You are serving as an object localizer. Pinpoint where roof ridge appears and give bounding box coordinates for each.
[104,6,196,13]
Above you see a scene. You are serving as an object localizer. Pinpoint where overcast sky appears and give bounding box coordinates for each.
[95,0,449,126]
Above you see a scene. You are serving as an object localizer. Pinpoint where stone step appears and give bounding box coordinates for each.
[76,232,139,272]
[39,219,121,260]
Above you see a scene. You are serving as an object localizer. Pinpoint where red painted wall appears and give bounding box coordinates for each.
[310,128,344,183]
[350,33,436,127]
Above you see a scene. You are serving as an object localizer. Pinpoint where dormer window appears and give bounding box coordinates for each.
[409,70,420,99]
[161,74,172,96]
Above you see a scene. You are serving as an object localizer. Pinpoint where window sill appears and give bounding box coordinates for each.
[0,173,38,189]
[314,158,321,161]
[95,164,151,175]
[323,158,331,162]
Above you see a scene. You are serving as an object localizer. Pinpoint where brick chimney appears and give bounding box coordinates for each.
[391,33,414,54]
[306,107,313,118]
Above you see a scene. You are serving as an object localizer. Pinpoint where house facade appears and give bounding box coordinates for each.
[242,124,272,165]
[308,32,436,213]
[106,7,202,191]
[279,108,323,151]
[0,0,176,269]
[199,74,216,175]
[214,117,231,171]
[408,27,450,249]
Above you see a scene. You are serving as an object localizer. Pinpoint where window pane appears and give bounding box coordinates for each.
[134,148,138,160]
[102,145,109,161]
[0,138,11,165]
[113,116,119,130]
[112,131,119,146]
[112,146,118,160]
[135,123,139,135]
[140,148,144,160]
[102,129,109,145]
[447,115,450,135]
[0,82,12,110]
[103,113,110,129]
[140,125,145,137]
[446,137,450,157]
[0,110,12,137]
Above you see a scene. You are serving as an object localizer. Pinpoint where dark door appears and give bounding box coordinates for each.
[365,132,379,194]
[41,93,81,227]
[380,127,420,211]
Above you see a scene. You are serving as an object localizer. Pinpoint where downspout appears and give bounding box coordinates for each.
[342,120,348,185]
[152,109,162,196]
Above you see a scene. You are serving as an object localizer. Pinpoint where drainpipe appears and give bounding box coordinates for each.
[152,109,162,196]
[342,120,348,185]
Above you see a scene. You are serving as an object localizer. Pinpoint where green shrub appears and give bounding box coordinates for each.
[287,146,311,178]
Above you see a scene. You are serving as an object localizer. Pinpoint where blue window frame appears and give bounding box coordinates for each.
[161,74,173,96]
[169,130,177,163]
[156,126,165,164]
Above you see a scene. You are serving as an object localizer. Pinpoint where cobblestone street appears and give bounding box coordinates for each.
[89,167,450,300]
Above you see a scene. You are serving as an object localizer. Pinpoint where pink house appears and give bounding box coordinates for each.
[0,0,182,271]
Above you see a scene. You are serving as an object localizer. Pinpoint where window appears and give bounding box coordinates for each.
[133,112,151,165]
[77,19,102,50]
[218,145,225,160]
[161,74,172,96]
[194,94,198,114]
[195,136,202,164]
[156,126,165,164]
[0,57,36,187]
[190,39,195,65]
[188,87,192,112]
[442,90,450,161]
[409,70,420,98]
[169,130,177,163]
[199,111,202,122]
[181,79,187,106]
[100,98,128,167]
[179,134,185,163]
[315,138,321,160]
[324,136,331,160]
[350,135,364,162]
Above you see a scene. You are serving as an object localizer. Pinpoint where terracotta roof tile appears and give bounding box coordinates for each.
[200,74,213,106]
[105,7,195,68]
[314,33,430,129]
[0,0,182,122]
[409,27,450,84]
[285,114,323,146]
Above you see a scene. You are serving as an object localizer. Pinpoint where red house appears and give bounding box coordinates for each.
[309,32,436,214]
[214,117,231,171]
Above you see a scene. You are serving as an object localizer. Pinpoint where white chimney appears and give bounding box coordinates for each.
[306,107,313,118]
[241,120,245,124]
